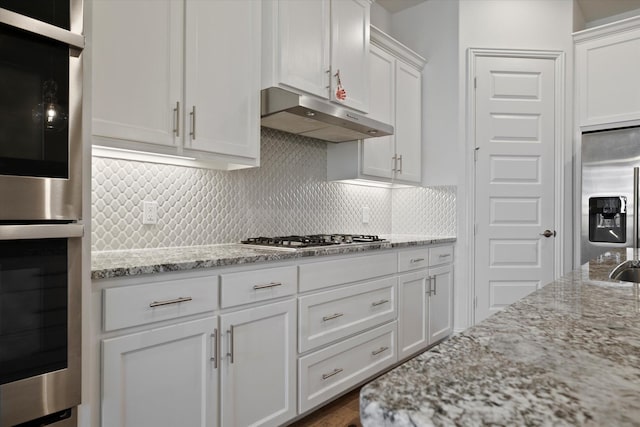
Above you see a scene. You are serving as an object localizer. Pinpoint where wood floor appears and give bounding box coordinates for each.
[289,388,362,427]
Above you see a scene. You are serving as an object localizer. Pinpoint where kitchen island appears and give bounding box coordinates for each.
[361,249,640,426]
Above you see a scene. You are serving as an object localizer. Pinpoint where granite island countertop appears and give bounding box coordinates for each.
[361,248,640,426]
[91,234,456,280]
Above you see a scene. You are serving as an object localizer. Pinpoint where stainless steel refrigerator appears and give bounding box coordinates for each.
[581,126,640,264]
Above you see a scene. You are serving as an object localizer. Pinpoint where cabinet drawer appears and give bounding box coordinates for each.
[298,321,397,413]
[298,252,397,292]
[429,245,454,266]
[103,276,218,332]
[220,266,297,308]
[298,277,396,353]
[398,248,429,272]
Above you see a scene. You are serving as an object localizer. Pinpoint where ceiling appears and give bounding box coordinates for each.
[376,0,640,22]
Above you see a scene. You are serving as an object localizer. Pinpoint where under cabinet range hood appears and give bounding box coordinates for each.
[260,87,393,143]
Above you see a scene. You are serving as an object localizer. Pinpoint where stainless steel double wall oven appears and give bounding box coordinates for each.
[0,1,84,426]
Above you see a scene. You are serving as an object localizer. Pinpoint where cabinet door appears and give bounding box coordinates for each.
[330,0,370,113]
[576,26,640,127]
[394,60,422,184]
[220,299,296,427]
[397,271,428,360]
[92,0,183,148]
[184,0,260,160]
[362,45,394,179]
[428,264,453,344]
[102,317,217,427]
[277,0,331,98]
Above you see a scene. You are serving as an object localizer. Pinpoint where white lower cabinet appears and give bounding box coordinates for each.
[397,270,429,360]
[220,299,297,427]
[102,317,218,427]
[298,322,397,413]
[397,246,454,360]
[96,244,454,427]
[428,264,454,344]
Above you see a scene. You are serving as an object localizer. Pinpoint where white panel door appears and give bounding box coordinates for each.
[102,317,217,427]
[277,0,331,98]
[92,0,182,147]
[474,55,556,323]
[220,299,296,427]
[394,59,422,184]
[362,44,394,179]
[184,0,260,159]
[330,0,370,113]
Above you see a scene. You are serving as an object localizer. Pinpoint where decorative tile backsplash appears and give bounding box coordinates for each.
[92,128,456,251]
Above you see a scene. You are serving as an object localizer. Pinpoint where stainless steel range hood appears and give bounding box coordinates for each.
[260,87,393,143]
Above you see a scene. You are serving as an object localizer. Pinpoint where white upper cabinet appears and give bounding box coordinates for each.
[327,26,425,186]
[575,16,640,129]
[361,44,395,179]
[329,0,370,112]
[92,1,182,149]
[394,59,422,183]
[263,0,371,113]
[91,0,260,169]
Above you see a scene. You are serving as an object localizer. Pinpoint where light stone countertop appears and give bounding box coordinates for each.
[360,248,640,426]
[91,235,456,280]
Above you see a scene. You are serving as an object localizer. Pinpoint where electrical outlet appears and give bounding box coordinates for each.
[362,206,370,224]
[142,201,158,225]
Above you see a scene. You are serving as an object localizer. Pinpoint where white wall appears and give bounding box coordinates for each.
[387,0,575,332]
[458,0,575,329]
[370,1,392,33]
[391,0,459,187]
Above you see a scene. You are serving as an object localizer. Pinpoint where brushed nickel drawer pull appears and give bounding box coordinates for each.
[371,346,389,356]
[322,313,344,321]
[439,254,451,259]
[410,258,425,263]
[149,296,193,308]
[173,101,180,137]
[371,299,389,307]
[227,325,235,364]
[322,368,343,380]
[210,329,218,369]
[253,282,283,290]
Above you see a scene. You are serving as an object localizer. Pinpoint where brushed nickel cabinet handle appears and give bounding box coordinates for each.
[227,326,234,364]
[190,105,196,140]
[253,282,283,290]
[432,275,437,296]
[410,258,425,263]
[439,254,451,259]
[398,154,403,173]
[392,154,397,172]
[322,313,344,321]
[173,101,180,137]
[426,276,433,296]
[371,346,389,356]
[210,329,218,369]
[149,296,192,308]
[322,368,343,380]
[371,299,389,307]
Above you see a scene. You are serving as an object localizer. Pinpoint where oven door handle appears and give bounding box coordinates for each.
[0,224,84,240]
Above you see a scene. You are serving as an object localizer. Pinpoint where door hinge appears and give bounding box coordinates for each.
[474,295,478,309]
[474,77,477,89]
[474,223,478,235]
[474,146,479,162]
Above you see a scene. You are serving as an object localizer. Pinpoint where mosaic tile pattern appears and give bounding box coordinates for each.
[92,128,456,251]
[391,186,457,235]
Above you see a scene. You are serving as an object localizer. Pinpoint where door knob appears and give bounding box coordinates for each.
[540,229,556,238]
